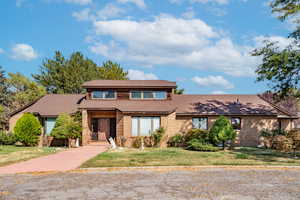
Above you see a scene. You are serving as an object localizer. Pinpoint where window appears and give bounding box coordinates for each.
[154,91,167,99]
[131,91,142,99]
[143,91,154,99]
[132,117,160,136]
[231,117,241,130]
[92,90,116,99]
[130,91,167,99]
[45,118,56,135]
[192,117,208,130]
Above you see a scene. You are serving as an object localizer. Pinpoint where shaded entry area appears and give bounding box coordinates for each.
[91,118,116,141]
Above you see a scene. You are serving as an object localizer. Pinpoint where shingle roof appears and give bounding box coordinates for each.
[79,99,176,114]
[172,94,284,116]
[11,94,85,117]
[82,80,177,88]
[11,93,295,117]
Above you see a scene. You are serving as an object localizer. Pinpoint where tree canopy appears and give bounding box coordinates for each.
[33,51,128,94]
[252,0,300,99]
[7,72,46,110]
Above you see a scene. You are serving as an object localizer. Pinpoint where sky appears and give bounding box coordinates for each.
[0,0,294,94]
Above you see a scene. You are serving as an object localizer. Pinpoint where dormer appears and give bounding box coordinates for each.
[82,80,177,100]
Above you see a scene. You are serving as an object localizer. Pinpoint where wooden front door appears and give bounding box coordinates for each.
[98,119,110,141]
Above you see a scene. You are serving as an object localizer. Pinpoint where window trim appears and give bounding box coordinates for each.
[231,117,241,130]
[130,91,167,100]
[91,90,117,99]
[192,117,208,130]
[131,116,161,136]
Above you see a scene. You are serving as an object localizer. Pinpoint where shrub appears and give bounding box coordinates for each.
[186,139,219,152]
[272,135,293,152]
[183,129,209,145]
[260,129,287,138]
[51,113,81,147]
[14,113,42,146]
[168,133,184,147]
[150,127,165,147]
[0,131,17,145]
[209,116,236,149]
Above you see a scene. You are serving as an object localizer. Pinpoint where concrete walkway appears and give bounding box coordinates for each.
[0,142,108,175]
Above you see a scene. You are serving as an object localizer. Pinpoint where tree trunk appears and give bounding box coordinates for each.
[223,141,225,150]
[68,138,72,148]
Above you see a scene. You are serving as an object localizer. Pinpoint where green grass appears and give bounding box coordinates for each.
[0,145,63,167]
[81,147,300,168]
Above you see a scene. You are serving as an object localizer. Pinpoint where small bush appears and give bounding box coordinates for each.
[260,129,287,138]
[209,116,236,149]
[183,129,209,144]
[14,113,42,146]
[151,127,165,147]
[168,133,184,147]
[0,131,17,145]
[186,139,219,152]
[272,135,293,152]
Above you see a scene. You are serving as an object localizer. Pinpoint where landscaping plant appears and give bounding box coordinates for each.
[186,139,219,152]
[14,113,42,146]
[168,134,184,147]
[209,116,236,150]
[51,113,81,148]
[0,131,16,145]
[150,127,165,147]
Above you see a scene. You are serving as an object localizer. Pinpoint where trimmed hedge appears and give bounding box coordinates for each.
[14,113,42,146]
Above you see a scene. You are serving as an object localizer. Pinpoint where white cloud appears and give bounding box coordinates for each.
[90,15,261,76]
[11,44,38,61]
[191,0,229,4]
[128,69,158,80]
[72,8,93,21]
[97,4,126,20]
[73,4,125,21]
[63,0,92,5]
[211,90,227,94]
[117,0,146,9]
[182,7,196,19]
[254,35,293,50]
[0,48,4,54]
[192,75,234,89]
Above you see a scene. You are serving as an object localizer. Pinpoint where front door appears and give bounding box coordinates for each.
[98,118,110,141]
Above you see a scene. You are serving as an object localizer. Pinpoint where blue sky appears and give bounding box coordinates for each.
[0,0,293,94]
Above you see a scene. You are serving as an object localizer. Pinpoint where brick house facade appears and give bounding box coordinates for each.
[9,80,297,147]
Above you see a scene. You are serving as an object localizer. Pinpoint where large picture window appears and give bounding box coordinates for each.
[132,117,160,136]
[192,117,208,130]
[231,117,241,130]
[92,90,116,99]
[130,91,167,99]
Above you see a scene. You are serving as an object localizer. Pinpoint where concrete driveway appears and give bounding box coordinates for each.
[0,167,299,200]
[0,142,108,174]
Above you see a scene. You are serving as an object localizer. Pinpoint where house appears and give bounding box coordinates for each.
[9,80,298,147]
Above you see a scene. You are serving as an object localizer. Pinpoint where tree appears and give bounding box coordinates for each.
[252,0,300,99]
[33,51,128,94]
[100,61,128,80]
[14,113,42,146]
[174,86,184,94]
[51,113,81,148]
[0,66,10,130]
[209,116,236,150]
[7,72,46,110]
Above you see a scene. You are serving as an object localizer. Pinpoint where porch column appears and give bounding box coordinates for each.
[82,109,90,146]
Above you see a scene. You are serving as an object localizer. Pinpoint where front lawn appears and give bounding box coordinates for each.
[81,147,300,168]
[0,145,63,167]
